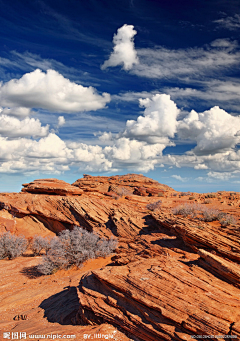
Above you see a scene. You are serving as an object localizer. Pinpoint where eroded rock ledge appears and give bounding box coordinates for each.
[0,174,240,340]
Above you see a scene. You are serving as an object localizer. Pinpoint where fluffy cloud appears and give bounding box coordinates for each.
[0,91,240,178]
[0,115,49,138]
[178,106,240,155]
[0,69,110,113]
[123,94,179,143]
[101,24,139,70]
[58,116,65,127]
[103,25,240,83]
[0,106,33,117]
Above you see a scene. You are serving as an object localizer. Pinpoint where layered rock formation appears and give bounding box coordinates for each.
[0,174,240,340]
[22,178,84,196]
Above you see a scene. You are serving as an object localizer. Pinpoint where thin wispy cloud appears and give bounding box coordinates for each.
[102,27,240,80]
[214,14,240,30]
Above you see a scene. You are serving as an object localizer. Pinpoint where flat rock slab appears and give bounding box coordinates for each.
[22,179,83,196]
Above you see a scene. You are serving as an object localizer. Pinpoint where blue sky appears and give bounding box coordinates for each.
[0,0,240,193]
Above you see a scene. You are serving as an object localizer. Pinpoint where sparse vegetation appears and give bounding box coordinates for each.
[0,232,27,260]
[218,213,237,227]
[146,200,162,211]
[37,226,118,275]
[172,204,195,217]
[172,204,237,225]
[201,208,220,222]
[180,192,190,196]
[117,187,132,197]
[205,193,216,198]
[204,199,211,204]
[30,235,51,256]
[189,196,195,200]
[158,192,164,197]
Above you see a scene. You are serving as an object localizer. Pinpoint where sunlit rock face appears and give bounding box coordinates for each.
[0,174,240,340]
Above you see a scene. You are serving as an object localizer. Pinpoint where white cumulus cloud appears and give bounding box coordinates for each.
[0,115,49,138]
[0,69,110,113]
[101,24,139,70]
[177,106,240,155]
[123,94,179,143]
[0,106,33,117]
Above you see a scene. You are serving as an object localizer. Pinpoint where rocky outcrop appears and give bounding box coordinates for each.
[76,256,240,340]
[0,174,240,340]
[72,173,171,196]
[198,249,240,287]
[151,211,240,262]
[22,179,83,196]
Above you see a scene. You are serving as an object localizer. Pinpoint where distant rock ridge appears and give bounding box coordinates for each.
[72,173,171,196]
[22,178,84,196]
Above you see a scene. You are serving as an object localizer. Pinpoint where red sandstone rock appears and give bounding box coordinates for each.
[76,256,240,340]
[22,178,83,196]
[0,174,240,340]
[72,173,171,196]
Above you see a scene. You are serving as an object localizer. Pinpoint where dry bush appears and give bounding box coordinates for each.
[0,232,27,260]
[172,204,195,217]
[117,187,132,197]
[218,213,237,226]
[172,204,237,225]
[180,192,190,196]
[205,193,216,198]
[201,208,220,221]
[158,192,164,197]
[37,226,118,275]
[146,200,162,211]
[30,235,51,256]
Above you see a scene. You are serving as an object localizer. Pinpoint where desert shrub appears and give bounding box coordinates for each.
[117,187,132,197]
[30,235,51,256]
[189,196,195,200]
[158,192,164,197]
[172,204,237,225]
[38,226,118,275]
[201,208,220,222]
[205,193,216,198]
[172,204,195,217]
[204,199,211,204]
[146,200,162,211]
[0,232,27,260]
[180,192,189,196]
[218,213,237,226]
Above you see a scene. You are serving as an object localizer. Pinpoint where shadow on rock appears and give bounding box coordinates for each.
[39,286,80,325]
